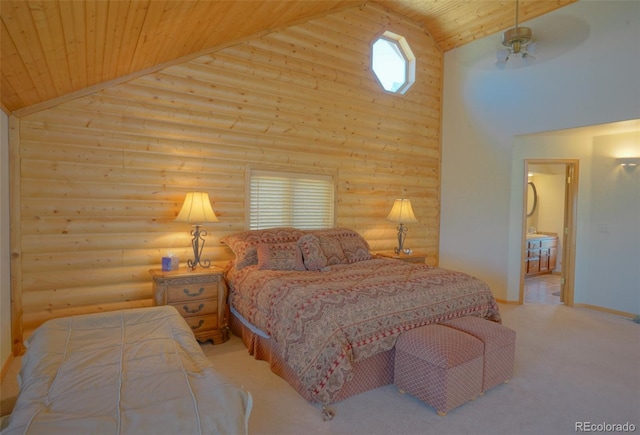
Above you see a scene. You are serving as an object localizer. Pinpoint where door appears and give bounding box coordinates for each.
[520,160,578,305]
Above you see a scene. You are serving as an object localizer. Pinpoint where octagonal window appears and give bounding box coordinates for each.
[371,31,415,94]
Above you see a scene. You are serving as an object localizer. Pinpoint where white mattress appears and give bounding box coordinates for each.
[2,306,252,434]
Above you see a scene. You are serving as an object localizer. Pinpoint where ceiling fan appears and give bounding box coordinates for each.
[496,0,536,68]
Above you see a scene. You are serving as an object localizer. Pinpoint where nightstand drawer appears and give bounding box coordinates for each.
[183,313,218,333]
[166,283,218,303]
[170,299,217,317]
[149,267,229,345]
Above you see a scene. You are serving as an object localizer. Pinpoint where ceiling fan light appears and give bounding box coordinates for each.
[522,52,536,65]
[496,49,510,62]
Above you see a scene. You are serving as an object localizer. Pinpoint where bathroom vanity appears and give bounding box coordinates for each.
[524,234,558,276]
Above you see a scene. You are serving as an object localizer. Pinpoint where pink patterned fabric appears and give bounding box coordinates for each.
[339,235,372,263]
[226,258,501,404]
[230,313,395,404]
[394,324,483,415]
[297,234,327,271]
[317,236,347,265]
[442,316,516,391]
[309,228,371,264]
[221,227,304,270]
[257,242,305,271]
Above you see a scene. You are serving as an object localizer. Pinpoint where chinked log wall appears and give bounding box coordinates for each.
[10,4,443,351]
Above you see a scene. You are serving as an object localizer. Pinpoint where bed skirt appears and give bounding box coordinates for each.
[230,312,395,404]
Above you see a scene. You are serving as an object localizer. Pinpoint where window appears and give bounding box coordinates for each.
[371,31,415,94]
[248,170,335,230]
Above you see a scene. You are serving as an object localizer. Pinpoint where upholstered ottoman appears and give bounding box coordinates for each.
[394,324,483,416]
[442,316,516,392]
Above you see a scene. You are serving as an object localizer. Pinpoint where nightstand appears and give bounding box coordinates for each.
[149,267,229,344]
[375,250,427,264]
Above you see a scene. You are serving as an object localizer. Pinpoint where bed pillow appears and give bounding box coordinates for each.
[307,228,371,264]
[339,235,372,263]
[297,234,328,271]
[221,227,305,270]
[317,236,347,265]
[256,242,305,271]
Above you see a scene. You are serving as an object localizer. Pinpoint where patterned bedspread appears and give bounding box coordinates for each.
[226,258,501,404]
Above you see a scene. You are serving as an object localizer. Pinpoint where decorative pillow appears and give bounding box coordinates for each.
[317,236,347,265]
[256,242,305,271]
[221,227,305,270]
[307,227,370,264]
[339,235,372,263]
[297,234,328,271]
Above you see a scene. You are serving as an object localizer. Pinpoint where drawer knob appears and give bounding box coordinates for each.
[191,319,205,330]
[183,304,204,314]
[183,287,205,297]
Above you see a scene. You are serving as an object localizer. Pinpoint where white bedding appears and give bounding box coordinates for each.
[1,306,252,435]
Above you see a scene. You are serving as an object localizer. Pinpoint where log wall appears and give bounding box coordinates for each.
[10,4,443,351]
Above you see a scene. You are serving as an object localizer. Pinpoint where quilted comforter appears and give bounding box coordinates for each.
[2,306,252,435]
[226,258,501,404]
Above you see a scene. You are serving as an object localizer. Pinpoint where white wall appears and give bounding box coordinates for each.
[588,132,640,311]
[1,110,11,370]
[441,0,640,314]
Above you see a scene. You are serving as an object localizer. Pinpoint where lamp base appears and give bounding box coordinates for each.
[394,223,408,255]
[187,225,211,270]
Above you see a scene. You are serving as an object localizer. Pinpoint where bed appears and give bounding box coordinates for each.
[222,227,501,408]
[1,305,252,435]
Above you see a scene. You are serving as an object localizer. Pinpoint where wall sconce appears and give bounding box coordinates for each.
[616,157,640,168]
[176,192,219,270]
[386,198,418,254]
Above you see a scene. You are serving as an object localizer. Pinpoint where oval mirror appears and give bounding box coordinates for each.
[527,181,538,217]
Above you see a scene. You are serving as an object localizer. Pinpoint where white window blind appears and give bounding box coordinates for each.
[249,170,335,230]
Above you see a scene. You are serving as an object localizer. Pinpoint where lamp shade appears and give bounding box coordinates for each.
[386,198,418,224]
[175,192,219,224]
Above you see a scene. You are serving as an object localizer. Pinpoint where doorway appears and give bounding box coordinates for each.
[520,160,578,305]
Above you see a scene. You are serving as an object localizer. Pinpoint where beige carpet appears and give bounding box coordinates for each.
[2,303,639,434]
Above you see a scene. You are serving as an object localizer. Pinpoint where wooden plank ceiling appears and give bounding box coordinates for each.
[1,0,575,115]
